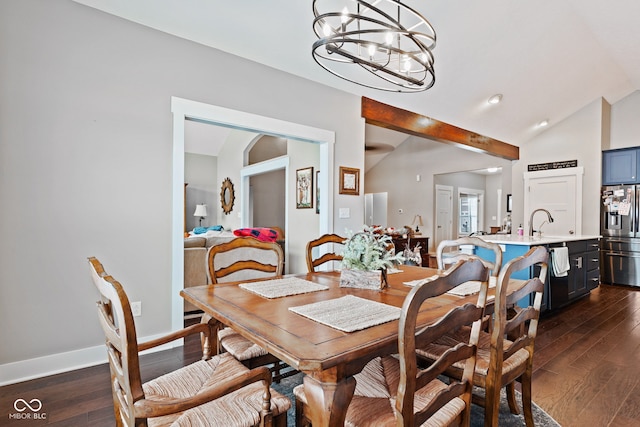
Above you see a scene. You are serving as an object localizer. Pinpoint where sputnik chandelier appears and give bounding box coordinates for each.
[312,0,436,93]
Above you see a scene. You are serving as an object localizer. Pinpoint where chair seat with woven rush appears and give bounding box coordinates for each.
[294,258,491,427]
[217,327,274,362]
[143,352,290,427]
[294,355,468,427]
[88,257,290,427]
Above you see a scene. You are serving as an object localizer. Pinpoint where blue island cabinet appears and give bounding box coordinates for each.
[475,236,600,312]
[475,243,550,311]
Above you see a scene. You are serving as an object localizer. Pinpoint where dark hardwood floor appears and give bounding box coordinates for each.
[3,283,640,426]
[532,284,640,426]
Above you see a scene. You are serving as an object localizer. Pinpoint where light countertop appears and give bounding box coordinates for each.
[477,234,601,246]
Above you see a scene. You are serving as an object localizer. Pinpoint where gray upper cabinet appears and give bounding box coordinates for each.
[602,148,640,185]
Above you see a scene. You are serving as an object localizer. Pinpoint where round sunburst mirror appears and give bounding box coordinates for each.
[220,177,235,215]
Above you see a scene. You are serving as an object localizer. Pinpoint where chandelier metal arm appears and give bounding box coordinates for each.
[311,0,437,93]
[325,44,424,86]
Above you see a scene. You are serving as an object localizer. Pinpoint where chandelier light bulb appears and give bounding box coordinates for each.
[368,44,376,57]
[341,7,348,24]
[322,23,332,37]
[385,31,393,45]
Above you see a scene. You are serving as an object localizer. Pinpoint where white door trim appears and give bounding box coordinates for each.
[171,97,335,333]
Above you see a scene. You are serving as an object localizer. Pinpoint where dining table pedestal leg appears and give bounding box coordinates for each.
[303,373,356,427]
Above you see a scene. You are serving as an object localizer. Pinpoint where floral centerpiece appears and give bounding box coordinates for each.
[340,227,405,290]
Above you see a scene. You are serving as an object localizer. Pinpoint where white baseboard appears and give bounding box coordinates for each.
[0,332,181,386]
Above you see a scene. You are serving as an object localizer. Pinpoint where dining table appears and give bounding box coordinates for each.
[180,265,510,427]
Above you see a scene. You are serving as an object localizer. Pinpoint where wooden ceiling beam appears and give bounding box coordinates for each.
[361,97,519,161]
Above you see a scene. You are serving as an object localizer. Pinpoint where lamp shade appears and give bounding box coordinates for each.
[193,204,207,218]
[412,215,423,227]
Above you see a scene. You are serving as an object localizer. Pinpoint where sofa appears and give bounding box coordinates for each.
[183,230,285,313]
[183,233,235,313]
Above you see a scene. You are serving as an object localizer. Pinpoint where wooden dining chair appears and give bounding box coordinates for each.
[305,233,345,272]
[207,237,292,381]
[418,246,549,427]
[437,236,503,332]
[437,236,503,277]
[294,258,491,427]
[208,236,284,284]
[87,257,290,427]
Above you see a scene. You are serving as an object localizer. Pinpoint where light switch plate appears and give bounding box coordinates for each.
[339,208,350,218]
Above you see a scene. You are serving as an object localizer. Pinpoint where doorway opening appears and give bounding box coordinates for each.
[171,97,335,332]
[458,187,485,236]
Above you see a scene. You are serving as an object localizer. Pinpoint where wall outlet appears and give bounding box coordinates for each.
[398,208,403,214]
[131,301,142,317]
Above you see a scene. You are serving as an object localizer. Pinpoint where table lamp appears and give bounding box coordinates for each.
[412,214,423,233]
[194,204,207,227]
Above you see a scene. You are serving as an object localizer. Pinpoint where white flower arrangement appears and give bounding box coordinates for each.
[341,227,405,271]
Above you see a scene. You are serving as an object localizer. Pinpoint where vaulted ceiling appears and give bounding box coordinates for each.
[74,0,640,151]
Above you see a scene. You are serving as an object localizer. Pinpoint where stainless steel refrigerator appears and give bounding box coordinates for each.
[601,184,640,286]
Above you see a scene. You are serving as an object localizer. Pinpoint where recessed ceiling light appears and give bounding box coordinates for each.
[487,94,503,105]
[538,119,549,127]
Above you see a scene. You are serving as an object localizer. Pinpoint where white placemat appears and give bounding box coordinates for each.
[289,295,401,332]
[239,277,329,299]
[404,276,496,296]
[403,276,438,288]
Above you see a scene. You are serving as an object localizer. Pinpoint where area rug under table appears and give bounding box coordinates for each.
[272,372,561,427]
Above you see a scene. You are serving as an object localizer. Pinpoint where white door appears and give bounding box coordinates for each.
[435,185,453,248]
[524,168,583,236]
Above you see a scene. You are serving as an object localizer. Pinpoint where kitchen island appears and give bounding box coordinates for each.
[475,234,601,311]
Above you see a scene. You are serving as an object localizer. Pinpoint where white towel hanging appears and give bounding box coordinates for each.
[551,247,570,277]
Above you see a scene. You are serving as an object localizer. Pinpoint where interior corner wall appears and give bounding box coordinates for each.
[511,98,606,235]
[185,153,217,231]
[0,0,364,382]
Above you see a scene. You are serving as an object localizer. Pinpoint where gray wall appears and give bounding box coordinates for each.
[0,0,365,381]
[610,90,640,150]
[251,170,286,231]
[185,153,217,231]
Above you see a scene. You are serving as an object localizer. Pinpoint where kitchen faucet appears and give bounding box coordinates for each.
[529,208,554,237]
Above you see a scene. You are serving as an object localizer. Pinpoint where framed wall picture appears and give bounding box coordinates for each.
[339,166,360,195]
[296,167,314,209]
